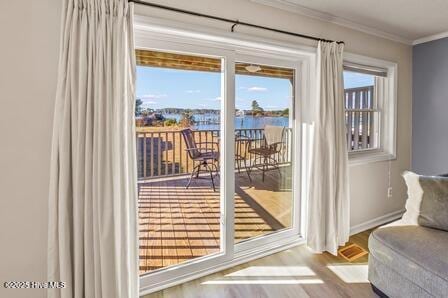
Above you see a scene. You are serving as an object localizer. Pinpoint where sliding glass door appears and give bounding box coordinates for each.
[136,42,236,290]
[136,49,226,274]
[233,54,299,251]
[136,34,303,292]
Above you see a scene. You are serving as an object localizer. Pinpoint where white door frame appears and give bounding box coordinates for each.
[136,38,236,293]
[134,15,317,296]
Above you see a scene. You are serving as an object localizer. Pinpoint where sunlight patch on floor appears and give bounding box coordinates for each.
[201,265,322,285]
[201,279,324,285]
[226,266,316,277]
[327,264,369,283]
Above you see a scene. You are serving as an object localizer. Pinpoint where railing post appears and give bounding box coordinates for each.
[361,89,369,149]
[172,131,176,175]
[143,133,147,179]
[165,132,169,175]
[346,91,352,151]
[353,91,361,150]
[150,133,154,178]
[157,132,162,177]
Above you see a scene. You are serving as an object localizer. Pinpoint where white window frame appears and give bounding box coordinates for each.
[134,15,315,296]
[343,53,398,166]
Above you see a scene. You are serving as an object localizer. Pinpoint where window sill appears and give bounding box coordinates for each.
[348,149,396,166]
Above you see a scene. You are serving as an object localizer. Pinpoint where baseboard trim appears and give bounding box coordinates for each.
[350,209,405,236]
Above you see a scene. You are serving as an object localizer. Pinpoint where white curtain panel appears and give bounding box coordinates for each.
[47,1,138,297]
[307,41,350,255]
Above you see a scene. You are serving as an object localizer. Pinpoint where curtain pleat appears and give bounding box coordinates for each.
[307,41,350,255]
[48,1,138,297]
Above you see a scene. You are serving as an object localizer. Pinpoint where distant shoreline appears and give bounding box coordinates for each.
[136,114,289,131]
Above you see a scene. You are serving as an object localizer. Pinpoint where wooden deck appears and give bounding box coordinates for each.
[138,167,292,274]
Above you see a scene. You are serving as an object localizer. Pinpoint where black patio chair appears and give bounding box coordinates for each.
[181,128,219,191]
[248,125,285,182]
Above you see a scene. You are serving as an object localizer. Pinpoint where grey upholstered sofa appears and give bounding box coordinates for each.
[368,222,448,297]
[369,172,448,297]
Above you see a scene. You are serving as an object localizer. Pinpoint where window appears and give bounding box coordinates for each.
[343,69,379,152]
[343,56,397,164]
[233,59,296,248]
[135,50,224,275]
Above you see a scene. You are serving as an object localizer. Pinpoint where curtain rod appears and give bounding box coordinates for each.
[128,0,344,44]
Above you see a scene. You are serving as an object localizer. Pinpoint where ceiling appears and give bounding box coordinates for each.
[253,0,448,44]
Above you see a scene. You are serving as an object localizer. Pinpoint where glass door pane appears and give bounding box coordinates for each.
[135,49,223,275]
[233,61,295,244]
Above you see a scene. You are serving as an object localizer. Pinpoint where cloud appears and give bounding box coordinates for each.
[205,96,222,102]
[185,89,201,94]
[140,94,167,100]
[247,86,268,92]
[142,101,157,105]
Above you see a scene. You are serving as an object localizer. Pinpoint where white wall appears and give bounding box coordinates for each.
[0,1,411,297]
[0,1,61,298]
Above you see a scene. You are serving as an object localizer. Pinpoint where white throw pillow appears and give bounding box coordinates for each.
[401,171,424,225]
[401,170,448,231]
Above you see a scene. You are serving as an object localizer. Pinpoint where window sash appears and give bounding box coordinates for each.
[343,80,378,152]
[343,61,388,77]
[343,53,397,164]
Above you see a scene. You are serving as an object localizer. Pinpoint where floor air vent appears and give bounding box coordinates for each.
[338,243,368,262]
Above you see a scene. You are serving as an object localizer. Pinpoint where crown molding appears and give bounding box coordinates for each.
[412,31,448,45]
[251,0,413,45]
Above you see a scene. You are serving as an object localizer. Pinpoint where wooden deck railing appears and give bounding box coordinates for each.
[345,86,377,151]
[136,128,293,180]
[137,85,376,180]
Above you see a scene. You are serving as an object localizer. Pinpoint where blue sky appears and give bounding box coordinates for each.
[136,66,374,110]
[344,71,374,89]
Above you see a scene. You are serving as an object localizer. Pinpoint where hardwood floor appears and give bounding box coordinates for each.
[143,229,376,298]
[138,168,293,274]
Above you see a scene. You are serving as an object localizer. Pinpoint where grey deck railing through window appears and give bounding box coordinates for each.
[345,85,377,152]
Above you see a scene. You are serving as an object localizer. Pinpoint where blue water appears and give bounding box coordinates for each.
[162,113,289,130]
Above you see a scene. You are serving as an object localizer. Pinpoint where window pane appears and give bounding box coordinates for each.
[344,70,379,151]
[136,50,223,275]
[234,62,295,244]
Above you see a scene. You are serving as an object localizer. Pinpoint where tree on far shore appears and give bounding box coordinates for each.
[251,100,264,115]
[135,98,143,116]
